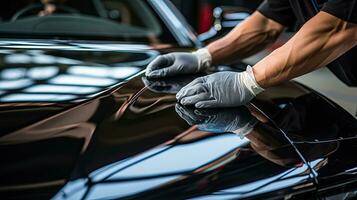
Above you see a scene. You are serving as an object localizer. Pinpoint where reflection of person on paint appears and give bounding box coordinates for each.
[38,0,78,16]
[12,0,78,20]
[38,0,62,16]
[147,0,357,108]
[175,93,341,167]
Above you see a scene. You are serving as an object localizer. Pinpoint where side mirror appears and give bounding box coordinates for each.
[198,6,252,43]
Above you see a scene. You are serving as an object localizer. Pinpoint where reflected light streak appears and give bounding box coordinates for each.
[190,174,310,200]
[32,54,57,64]
[111,66,141,79]
[4,54,32,64]
[0,79,33,90]
[49,75,116,87]
[72,43,151,51]
[90,147,170,182]
[0,68,26,79]
[87,176,178,200]
[5,53,81,65]
[104,134,247,180]
[0,93,77,102]
[25,85,100,94]
[28,66,59,80]
[56,58,81,65]
[68,66,141,79]
[4,53,80,65]
[211,165,310,197]
[0,41,53,46]
[0,45,78,50]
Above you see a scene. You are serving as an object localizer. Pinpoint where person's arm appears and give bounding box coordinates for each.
[253,11,357,88]
[207,11,285,64]
[145,11,285,78]
[176,11,357,108]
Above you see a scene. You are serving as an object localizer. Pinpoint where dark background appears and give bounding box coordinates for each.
[171,0,262,33]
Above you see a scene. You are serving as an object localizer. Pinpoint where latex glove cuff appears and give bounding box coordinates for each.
[241,65,264,96]
[193,48,212,72]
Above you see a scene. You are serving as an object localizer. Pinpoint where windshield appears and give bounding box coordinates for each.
[0,0,176,43]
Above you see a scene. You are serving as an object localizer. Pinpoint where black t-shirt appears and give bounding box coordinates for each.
[258,0,357,27]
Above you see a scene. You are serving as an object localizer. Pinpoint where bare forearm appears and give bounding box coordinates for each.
[207,11,284,64]
[253,12,357,88]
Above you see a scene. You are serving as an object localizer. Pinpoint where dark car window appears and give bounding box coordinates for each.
[0,0,177,44]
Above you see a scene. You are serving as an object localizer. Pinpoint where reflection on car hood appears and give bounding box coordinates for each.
[1,41,357,200]
[0,40,159,135]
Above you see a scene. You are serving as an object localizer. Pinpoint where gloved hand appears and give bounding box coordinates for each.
[175,104,257,137]
[145,48,212,78]
[176,66,264,108]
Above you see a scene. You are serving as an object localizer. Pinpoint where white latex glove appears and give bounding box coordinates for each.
[176,66,264,108]
[145,48,212,78]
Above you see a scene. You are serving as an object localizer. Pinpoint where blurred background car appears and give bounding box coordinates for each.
[172,0,262,37]
[0,0,194,45]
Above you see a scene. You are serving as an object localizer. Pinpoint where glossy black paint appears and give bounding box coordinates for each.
[0,41,356,200]
[0,41,159,135]
[261,86,357,197]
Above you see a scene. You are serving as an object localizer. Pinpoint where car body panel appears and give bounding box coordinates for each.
[0,41,356,199]
[0,41,319,200]
[250,81,357,198]
[261,89,357,195]
[2,0,356,199]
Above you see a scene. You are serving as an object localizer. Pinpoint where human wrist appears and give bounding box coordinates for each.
[241,65,264,96]
[193,48,212,71]
[251,65,267,89]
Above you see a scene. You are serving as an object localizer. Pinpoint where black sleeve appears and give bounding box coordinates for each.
[257,0,296,27]
[321,0,357,24]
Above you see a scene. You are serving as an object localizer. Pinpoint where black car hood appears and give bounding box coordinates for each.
[0,40,160,135]
[1,40,357,200]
